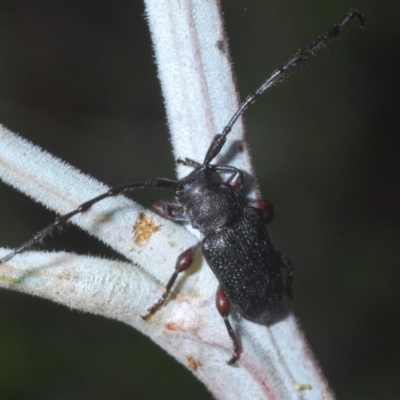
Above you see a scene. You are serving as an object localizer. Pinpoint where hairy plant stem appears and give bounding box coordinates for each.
[0,1,334,399]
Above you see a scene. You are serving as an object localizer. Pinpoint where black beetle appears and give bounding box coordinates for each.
[0,9,363,364]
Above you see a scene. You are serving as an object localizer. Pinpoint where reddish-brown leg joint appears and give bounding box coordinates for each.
[141,244,198,320]
[216,286,240,365]
[151,200,185,221]
[226,171,243,191]
[248,199,274,224]
[151,200,176,219]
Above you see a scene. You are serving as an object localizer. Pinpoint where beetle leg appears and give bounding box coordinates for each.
[151,200,187,221]
[248,199,274,224]
[279,253,294,299]
[214,165,243,191]
[141,243,200,319]
[216,285,240,365]
[177,157,201,168]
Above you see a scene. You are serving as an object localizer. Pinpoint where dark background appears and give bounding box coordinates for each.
[0,1,398,399]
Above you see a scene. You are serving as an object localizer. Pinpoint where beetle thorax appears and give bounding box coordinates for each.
[176,168,242,235]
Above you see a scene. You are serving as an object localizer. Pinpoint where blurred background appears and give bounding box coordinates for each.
[0,0,398,399]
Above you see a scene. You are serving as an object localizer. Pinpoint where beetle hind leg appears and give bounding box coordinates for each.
[279,253,294,299]
[216,285,241,365]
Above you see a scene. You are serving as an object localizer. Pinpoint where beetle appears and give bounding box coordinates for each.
[0,9,363,364]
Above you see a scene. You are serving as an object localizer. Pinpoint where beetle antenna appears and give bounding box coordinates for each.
[202,9,364,166]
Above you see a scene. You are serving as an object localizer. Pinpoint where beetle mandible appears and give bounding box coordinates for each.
[0,9,364,364]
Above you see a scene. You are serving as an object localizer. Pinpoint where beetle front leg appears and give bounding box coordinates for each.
[141,243,200,319]
[214,165,243,191]
[216,285,240,365]
[151,200,187,221]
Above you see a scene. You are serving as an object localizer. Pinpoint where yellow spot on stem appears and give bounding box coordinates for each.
[0,274,17,284]
[187,355,202,371]
[294,383,312,391]
[133,213,161,244]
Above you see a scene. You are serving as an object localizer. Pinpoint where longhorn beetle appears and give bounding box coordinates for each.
[0,10,363,364]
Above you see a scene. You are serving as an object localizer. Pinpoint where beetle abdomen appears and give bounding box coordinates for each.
[202,206,284,323]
